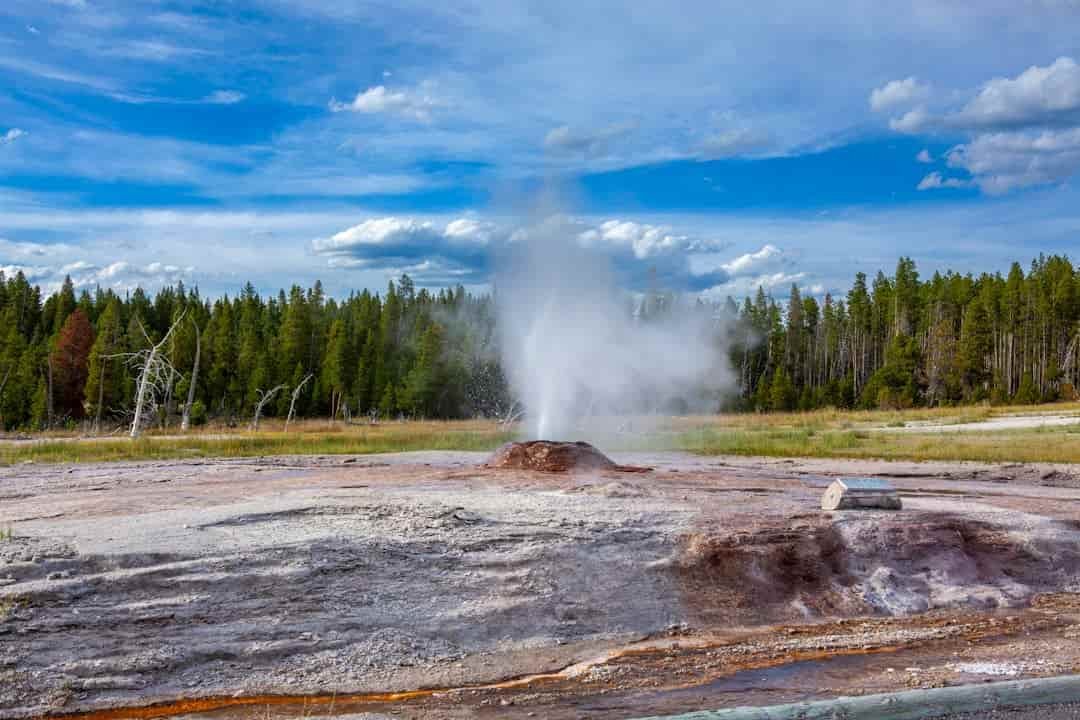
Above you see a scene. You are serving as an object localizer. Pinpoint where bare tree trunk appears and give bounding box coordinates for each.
[162,374,174,430]
[285,373,314,431]
[94,360,106,435]
[46,357,54,430]
[130,312,186,439]
[0,365,11,429]
[181,321,201,431]
[251,385,285,431]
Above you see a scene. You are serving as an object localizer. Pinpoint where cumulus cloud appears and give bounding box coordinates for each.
[956,57,1080,129]
[1,128,26,145]
[312,216,491,284]
[916,148,933,163]
[0,258,194,293]
[573,218,730,290]
[946,128,1080,194]
[704,270,806,299]
[884,57,1080,193]
[329,84,439,121]
[312,215,789,293]
[916,171,974,191]
[869,77,930,112]
[889,107,933,134]
[720,243,785,275]
[543,122,636,155]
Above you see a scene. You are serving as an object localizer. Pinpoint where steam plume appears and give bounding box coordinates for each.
[495,216,732,441]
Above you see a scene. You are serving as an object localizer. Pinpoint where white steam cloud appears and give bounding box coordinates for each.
[496,217,732,441]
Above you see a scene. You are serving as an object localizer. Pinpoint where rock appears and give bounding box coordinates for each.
[484,441,617,473]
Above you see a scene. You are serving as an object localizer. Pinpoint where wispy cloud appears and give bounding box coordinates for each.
[543,122,637,156]
[1,128,26,144]
[202,90,245,105]
[916,171,973,191]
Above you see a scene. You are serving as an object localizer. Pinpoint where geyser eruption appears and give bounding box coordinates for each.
[495,217,732,441]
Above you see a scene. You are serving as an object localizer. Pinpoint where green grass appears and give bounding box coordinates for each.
[677,423,1080,463]
[2,402,1079,466]
[0,526,12,541]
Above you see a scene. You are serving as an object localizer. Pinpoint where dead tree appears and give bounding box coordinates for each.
[0,365,11,428]
[500,399,523,430]
[127,312,186,439]
[180,319,201,431]
[45,357,54,430]
[250,384,285,431]
[284,373,314,431]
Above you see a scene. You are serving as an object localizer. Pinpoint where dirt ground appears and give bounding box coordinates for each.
[3,451,1080,719]
[876,412,1080,433]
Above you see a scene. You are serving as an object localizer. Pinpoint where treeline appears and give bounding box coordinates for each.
[0,253,1078,431]
[726,254,1080,411]
[0,274,509,431]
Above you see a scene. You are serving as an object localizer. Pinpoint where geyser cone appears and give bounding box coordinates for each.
[485,440,618,473]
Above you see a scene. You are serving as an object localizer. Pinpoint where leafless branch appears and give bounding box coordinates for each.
[284,373,314,432]
[123,311,186,438]
[251,384,285,431]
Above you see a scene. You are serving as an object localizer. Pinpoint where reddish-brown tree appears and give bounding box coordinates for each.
[51,309,94,420]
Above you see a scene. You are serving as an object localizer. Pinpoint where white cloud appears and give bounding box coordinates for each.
[543,123,636,155]
[578,220,716,260]
[916,148,933,163]
[203,90,245,105]
[698,128,772,158]
[946,128,1080,194]
[0,259,194,294]
[916,171,974,191]
[886,57,1080,193]
[0,237,75,259]
[705,270,806,299]
[329,84,439,122]
[1,128,26,145]
[870,77,930,112]
[720,243,784,274]
[889,107,932,134]
[956,57,1080,129]
[313,215,739,291]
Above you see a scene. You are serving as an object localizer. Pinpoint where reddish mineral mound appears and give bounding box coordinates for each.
[485,440,621,473]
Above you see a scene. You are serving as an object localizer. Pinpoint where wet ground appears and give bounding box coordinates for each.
[2,451,1080,719]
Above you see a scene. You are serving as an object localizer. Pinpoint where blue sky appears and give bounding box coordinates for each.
[2,1,1080,299]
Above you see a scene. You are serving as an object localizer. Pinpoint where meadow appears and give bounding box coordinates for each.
[2,402,1079,466]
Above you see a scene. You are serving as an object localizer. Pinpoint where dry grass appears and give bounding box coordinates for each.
[0,419,514,465]
[677,424,1080,464]
[672,402,1080,464]
[2,404,1079,466]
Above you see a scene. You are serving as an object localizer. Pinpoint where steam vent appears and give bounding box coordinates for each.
[485,440,618,473]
